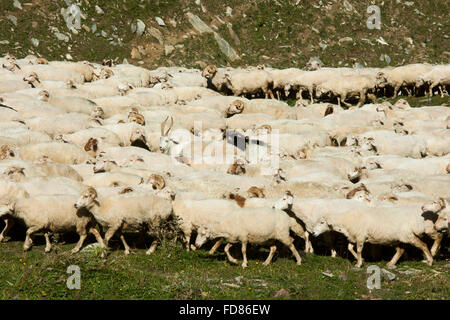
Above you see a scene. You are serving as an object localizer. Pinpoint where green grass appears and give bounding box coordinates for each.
[0,235,448,300]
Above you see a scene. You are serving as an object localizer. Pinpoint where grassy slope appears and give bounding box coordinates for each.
[0,0,448,69]
[0,235,448,300]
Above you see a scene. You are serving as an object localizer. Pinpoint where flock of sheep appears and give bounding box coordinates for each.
[0,53,449,269]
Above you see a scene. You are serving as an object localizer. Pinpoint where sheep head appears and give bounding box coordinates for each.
[91,107,105,119]
[128,113,145,126]
[3,166,25,182]
[313,218,332,237]
[155,187,176,201]
[201,65,217,78]
[375,72,388,87]
[0,145,17,160]
[66,80,76,89]
[346,184,372,203]
[393,99,411,110]
[159,116,174,153]
[227,160,246,175]
[147,174,166,190]
[93,159,117,173]
[247,186,265,198]
[84,138,99,155]
[119,187,134,194]
[23,72,40,87]
[273,191,294,211]
[324,105,334,117]
[75,187,98,210]
[130,127,146,144]
[421,198,448,233]
[38,90,50,102]
[226,100,245,117]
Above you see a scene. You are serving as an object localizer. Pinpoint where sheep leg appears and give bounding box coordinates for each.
[184,230,192,251]
[103,223,121,249]
[89,227,106,248]
[356,90,366,108]
[323,233,336,257]
[309,88,314,104]
[262,245,277,266]
[354,241,364,268]
[224,243,238,264]
[71,230,88,254]
[23,226,41,251]
[241,241,248,268]
[337,96,341,107]
[208,238,223,255]
[146,240,159,255]
[0,217,14,242]
[305,232,314,253]
[430,233,444,257]
[348,243,358,260]
[394,85,400,97]
[276,90,281,100]
[410,235,433,266]
[386,246,405,267]
[117,230,131,255]
[283,236,302,265]
[404,87,412,96]
[268,88,275,100]
[428,83,436,97]
[296,89,303,100]
[44,233,52,253]
[438,85,445,98]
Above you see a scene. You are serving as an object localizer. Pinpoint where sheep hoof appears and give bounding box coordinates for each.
[262,261,270,266]
[45,248,52,253]
[23,246,31,252]
[241,263,248,269]
[71,248,80,254]
[124,250,130,256]
[190,244,196,251]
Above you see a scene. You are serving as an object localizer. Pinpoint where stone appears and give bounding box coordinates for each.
[322,272,334,278]
[227,24,240,45]
[13,0,22,10]
[343,0,353,11]
[381,268,396,281]
[31,38,39,47]
[214,32,240,61]
[186,12,213,34]
[91,24,97,33]
[65,54,73,60]
[226,6,233,16]
[339,37,353,44]
[95,5,104,15]
[131,48,142,59]
[54,32,69,42]
[136,19,146,36]
[147,27,164,45]
[7,15,18,26]
[164,45,174,56]
[155,17,166,26]
[273,288,290,298]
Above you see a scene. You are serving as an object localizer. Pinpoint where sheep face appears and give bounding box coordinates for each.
[130,127,146,144]
[75,188,98,210]
[3,166,25,182]
[38,90,50,102]
[421,198,446,214]
[155,187,176,201]
[91,107,105,119]
[0,145,17,160]
[312,218,331,237]
[201,65,217,78]
[0,199,15,218]
[147,174,166,190]
[375,72,388,88]
[93,159,116,173]
[226,100,245,117]
[194,227,210,249]
[273,191,293,211]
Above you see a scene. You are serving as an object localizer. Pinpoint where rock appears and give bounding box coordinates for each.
[322,272,334,278]
[54,32,69,42]
[384,54,391,64]
[387,265,397,270]
[91,24,97,33]
[155,17,166,26]
[319,42,328,50]
[234,276,243,284]
[214,32,240,61]
[82,25,90,33]
[339,37,353,44]
[164,45,175,56]
[186,12,213,34]
[376,37,389,45]
[131,48,142,60]
[444,263,450,269]
[136,19,146,36]
[343,0,353,11]
[95,5,104,15]
[226,6,233,16]
[13,0,22,10]
[273,288,290,298]
[130,23,136,34]
[7,15,18,26]
[168,18,177,27]
[147,27,164,45]
[311,27,319,34]
[65,54,73,61]
[381,268,396,281]
[80,243,102,253]
[101,30,108,38]
[0,40,10,45]
[31,38,39,47]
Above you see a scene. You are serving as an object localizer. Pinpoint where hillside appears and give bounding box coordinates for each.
[0,0,449,69]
